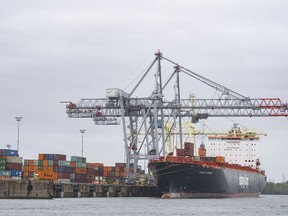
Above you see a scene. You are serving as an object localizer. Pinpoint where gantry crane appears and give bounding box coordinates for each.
[63,51,288,178]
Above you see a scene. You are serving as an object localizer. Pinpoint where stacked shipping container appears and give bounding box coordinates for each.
[23,159,38,178]
[0,149,22,180]
[176,142,195,157]
[22,152,143,184]
[23,154,110,184]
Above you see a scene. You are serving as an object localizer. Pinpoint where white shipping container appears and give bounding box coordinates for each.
[95,176,103,181]
[7,156,23,164]
[55,179,70,184]
[11,176,22,180]
[106,88,129,99]
[70,173,75,179]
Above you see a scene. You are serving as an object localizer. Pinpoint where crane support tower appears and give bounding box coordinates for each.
[63,51,288,178]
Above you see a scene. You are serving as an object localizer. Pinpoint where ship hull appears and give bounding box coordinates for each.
[148,162,266,198]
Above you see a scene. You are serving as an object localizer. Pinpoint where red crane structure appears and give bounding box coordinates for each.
[63,51,288,178]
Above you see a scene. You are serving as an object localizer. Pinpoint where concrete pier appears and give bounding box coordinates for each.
[0,179,53,199]
[0,180,159,199]
[53,183,159,198]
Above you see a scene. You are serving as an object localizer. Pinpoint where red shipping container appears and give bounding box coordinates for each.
[176,149,185,156]
[184,142,194,149]
[115,163,126,168]
[6,163,22,170]
[58,172,70,179]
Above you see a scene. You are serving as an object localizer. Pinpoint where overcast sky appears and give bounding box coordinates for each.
[0,0,287,182]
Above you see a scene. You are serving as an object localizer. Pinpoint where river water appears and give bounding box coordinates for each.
[0,195,288,216]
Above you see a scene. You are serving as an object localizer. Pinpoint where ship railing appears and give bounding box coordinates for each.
[150,156,263,174]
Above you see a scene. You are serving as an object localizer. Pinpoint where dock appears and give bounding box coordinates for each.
[0,179,159,199]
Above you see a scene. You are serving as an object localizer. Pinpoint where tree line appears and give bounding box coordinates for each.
[262,181,288,195]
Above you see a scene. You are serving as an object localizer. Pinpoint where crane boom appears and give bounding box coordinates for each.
[66,97,287,121]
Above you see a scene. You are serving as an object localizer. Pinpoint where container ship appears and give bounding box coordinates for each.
[148,125,267,198]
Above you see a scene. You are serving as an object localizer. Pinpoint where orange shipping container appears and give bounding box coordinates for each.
[43,166,53,172]
[70,161,76,168]
[28,160,35,166]
[22,171,29,178]
[216,156,225,163]
[38,154,44,160]
[24,165,38,172]
[43,160,49,167]
[37,170,58,180]
[198,148,206,157]
[75,168,87,174]
[93,163,104,167]
[115,163,126,167]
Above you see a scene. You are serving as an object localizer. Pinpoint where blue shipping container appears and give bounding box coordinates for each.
[56,166,70,173]
[11,170,22,177]
[48,154,54,160]
[2,149,18,157]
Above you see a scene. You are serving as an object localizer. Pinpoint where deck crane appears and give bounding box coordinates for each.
[63,51,288,178]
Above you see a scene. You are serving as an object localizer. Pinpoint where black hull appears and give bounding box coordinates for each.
[148,162,266,198]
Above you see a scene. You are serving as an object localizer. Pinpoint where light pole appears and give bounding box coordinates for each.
[80,129,86,158]
[15,117,23,153]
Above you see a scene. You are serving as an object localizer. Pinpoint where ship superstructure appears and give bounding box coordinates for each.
[206,124,265,169]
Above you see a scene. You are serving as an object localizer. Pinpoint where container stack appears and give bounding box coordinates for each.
[22,154,104,183]
[21,153,132,184]
[103,163,130,183]
[71,156,87,183]
[56,160,71,183]
[176,142,195,157]
[0,149,22,180]
[37,154,66,181]
[184,142,194,157]
[23,159,38,178]
[86,163,104,183]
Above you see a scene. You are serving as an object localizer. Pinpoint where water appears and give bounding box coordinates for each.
[0,195,288,216]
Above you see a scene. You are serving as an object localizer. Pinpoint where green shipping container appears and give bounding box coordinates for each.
[76,162,86,168]
[24,160,29,166]
[210,157,216,163]
[0,158,6,166]
[48,160,54,167]
[58,160,71,167]
[0,170,11,176]
[71,156,86,163]
[38,160,44,166]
